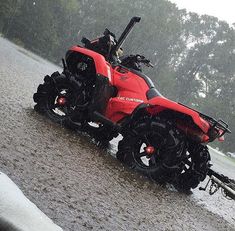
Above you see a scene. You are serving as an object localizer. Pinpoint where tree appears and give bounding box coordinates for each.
[1,0,234,151]
[0,0,23,34]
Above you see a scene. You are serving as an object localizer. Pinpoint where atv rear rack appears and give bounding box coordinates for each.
[199,169,235,200]
[200,114,231,137]
[177,103,231,136]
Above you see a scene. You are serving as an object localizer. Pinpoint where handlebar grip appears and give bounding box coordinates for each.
[132,16,141,23]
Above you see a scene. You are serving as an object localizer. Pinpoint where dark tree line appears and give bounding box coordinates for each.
[0,0,234,152]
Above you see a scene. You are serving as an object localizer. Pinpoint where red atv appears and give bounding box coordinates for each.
[33,17,232,192]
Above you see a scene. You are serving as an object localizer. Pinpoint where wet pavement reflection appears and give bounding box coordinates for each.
[0,37,234,231]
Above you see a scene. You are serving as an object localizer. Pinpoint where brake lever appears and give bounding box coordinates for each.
[142,59,154,68]
[147,62,154,68]
[135,55,154,68]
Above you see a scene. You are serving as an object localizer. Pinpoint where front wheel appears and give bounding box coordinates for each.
[33,71,88,129]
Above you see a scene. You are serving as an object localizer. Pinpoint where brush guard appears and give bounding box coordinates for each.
[199,169,235,200]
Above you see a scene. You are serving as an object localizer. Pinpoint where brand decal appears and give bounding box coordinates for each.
[120,76,129,81]
[117,97,144,103]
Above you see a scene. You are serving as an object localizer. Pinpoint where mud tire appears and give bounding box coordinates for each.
[117,117,211,191]
[33,71,87,129]
[175,143,211,191]
[116,117,185,183]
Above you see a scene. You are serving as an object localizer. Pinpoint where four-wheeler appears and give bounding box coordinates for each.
[33,17,234,195]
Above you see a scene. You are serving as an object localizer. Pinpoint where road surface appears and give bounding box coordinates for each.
[0,37,234,231]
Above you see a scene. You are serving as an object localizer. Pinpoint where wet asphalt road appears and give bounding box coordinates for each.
[0,37,234,231]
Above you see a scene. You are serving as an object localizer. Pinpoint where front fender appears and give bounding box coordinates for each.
[148,97,210,133]
[69,46,112,82]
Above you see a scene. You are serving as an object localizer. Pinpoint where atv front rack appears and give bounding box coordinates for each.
[199,169,235,200]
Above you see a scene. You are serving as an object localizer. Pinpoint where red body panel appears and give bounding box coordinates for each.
[70,46,113,83]
[105,65,209,133]
[69,46,210,134]
[105,67,149,122]
[105,98,141,122]
[112,67,149,101]
[148,97,210,133]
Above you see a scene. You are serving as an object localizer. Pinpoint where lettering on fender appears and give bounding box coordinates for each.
[120,76,129,81]
[117,97,144,103]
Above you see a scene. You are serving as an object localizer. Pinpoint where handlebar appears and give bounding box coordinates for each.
[136,55,154,67]
[120,54,153,71]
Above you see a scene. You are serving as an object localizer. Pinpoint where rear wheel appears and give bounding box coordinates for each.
[116,117,185,183]
[33,72,88,129]
[175,143,211,191]
[116,117,211,191]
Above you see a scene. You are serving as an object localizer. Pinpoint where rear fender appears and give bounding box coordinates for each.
[68,46,112,82]
[148,97,210,134]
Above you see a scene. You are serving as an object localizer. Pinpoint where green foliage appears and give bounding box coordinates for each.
[0,0,234,152]
[0,0,22,33]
